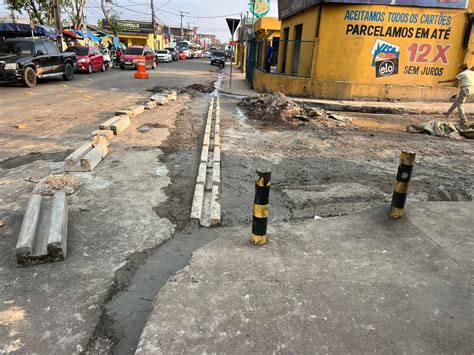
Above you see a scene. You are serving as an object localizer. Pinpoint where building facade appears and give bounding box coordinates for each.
[250,0,473,100]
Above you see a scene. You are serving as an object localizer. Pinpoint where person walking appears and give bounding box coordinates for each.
[438,63,474,126]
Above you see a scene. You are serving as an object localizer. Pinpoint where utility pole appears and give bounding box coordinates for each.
[150,0,157,50]
[179,11,189,40]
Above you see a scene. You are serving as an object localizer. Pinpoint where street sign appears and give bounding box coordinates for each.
[249,0,271,18]
[226,18,240,36]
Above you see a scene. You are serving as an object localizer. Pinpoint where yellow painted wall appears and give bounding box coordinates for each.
[279,6,321,77]
[254,3,470,100]
[118,33,163,50]
[315,4,467,85]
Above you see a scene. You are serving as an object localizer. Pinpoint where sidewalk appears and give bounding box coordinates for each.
[136,202,473,354]
[219,67,474,115]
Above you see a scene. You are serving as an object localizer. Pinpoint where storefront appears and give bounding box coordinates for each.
[101,19,164,50]
[251,0,473,100]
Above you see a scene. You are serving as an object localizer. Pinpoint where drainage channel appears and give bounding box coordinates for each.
[88,229,218,354]
[86,74,225,354]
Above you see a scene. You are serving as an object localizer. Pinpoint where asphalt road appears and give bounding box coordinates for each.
[0,59,219,161]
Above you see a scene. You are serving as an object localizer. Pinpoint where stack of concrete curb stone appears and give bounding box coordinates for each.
[16,90,178,266]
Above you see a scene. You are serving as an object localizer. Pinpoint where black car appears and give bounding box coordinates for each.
[0,38,77,87]
[165,47,179,61]
[210,51,225,67]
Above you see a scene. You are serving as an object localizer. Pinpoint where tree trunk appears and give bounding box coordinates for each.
[100,0,117,36]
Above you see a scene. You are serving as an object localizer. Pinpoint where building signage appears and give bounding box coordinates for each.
[343,9,454,78]
[278,0,467,19]
[102,19,154,33]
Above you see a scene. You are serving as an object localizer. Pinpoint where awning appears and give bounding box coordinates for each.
[63,29,83,39]
[0,22,59,39]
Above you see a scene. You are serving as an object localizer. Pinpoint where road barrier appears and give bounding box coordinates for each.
[389,151,416,219]
[251,170,271,246]
[134,56,149,80]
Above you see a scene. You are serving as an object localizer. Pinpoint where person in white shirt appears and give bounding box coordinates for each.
[439,63,473,125]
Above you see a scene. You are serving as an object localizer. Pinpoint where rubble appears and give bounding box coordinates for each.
[239,92,351,128]
[33,174,81,196]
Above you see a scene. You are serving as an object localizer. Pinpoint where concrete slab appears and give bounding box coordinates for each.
[137,202,473,354]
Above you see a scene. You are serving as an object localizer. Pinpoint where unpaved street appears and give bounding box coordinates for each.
[0,59,473,354]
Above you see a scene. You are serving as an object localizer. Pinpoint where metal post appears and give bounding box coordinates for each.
[251,169,271,246]
[229,32,234,89]
[389,151,416,219]
[151,0,157,50]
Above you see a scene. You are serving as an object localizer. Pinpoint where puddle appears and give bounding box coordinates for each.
[211,70,225,97]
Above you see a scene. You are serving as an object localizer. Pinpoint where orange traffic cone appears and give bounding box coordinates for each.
[134,56,149,80]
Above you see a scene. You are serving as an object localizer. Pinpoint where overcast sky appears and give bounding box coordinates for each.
[0,0,279,41]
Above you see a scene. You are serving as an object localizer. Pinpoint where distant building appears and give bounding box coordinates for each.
[101,19,165,50]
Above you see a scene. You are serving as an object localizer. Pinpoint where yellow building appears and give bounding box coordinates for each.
[102,19,164,50]
[252,0,473,101]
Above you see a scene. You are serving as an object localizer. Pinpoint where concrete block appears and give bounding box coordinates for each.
[196,162,207,185]
[214,132,221,147]
[150,94,168,105]
[91,129,114,141]
[100,116,121,130]
[65,142,93,169]
[205,122,212,135]
[128,105,145,117]
[214,122,221,135]
[16,192,68,266]
[145,101,157,110]
[210,185,221,226]
[167,91,178,101]
[115,109,132,117]
[212,162,221,186]
[203,132,211,147]
[81,138,108,171]
[111,115,131,135]
[190,184,205,220]
[214,146,221,163]
[201,145,209,163]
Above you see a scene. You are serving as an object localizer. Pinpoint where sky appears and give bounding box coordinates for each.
[0,0,279,41]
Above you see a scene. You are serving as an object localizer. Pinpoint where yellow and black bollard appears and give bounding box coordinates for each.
[250,169,271,246]
[389,151,416,219]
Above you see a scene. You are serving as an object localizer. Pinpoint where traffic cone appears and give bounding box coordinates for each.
[134,56,149,80]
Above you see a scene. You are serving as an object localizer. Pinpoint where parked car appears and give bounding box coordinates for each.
[178,51,186,61]
[65,46,105,73]
[165,47,179,61]
[120,45,156,70]
[156,49,172,63]
[0,38,76,87]
[210,51,226,67]
[203,51,211,58]
[193,50,203,59]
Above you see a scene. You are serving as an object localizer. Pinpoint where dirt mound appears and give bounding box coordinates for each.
[239,93,352,128]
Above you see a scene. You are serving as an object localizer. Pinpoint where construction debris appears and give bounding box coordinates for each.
[33,174,80,196]
[407,121,474,139]
[239,92,351,127]
[16,192,68,267]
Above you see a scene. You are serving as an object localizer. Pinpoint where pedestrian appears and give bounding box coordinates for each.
[265,46,274,73]
[438,63,474,126]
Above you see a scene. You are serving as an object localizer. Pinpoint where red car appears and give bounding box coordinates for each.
[65,46,105,74]
[120,45,156,70]
[178,50,186,60]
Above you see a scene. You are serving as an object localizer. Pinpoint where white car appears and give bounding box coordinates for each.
[156,49,172,63]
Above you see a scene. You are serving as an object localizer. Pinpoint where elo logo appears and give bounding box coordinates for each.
[376,58,399,78]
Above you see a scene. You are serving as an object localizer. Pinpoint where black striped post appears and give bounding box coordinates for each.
[389,151,416,219]
[251,169,271,246]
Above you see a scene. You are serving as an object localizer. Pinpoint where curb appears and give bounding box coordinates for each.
[16,192,68,267]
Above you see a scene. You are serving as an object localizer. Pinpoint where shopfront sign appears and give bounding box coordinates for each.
[249,0,271,18]
[102,19,154,33]
[278,0,467,19]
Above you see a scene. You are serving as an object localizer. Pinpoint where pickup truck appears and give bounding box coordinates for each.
[0,38,77,87]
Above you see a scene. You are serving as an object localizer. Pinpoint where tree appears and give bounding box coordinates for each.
[65,0,86,30]
[6,0,54,25]
[100,0,119,36]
